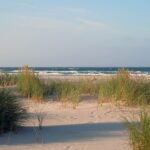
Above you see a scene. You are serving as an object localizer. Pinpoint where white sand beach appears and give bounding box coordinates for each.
[0,99,139,150]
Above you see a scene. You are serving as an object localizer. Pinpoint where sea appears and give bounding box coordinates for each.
[0,67,150,76]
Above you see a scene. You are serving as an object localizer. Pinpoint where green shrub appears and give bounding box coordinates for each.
[31,77,44,101]
[126,111,150,150]
[0,89,25,133]
[17,65,44,101]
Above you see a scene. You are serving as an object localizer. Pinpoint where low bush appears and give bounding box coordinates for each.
[0,89,25,133]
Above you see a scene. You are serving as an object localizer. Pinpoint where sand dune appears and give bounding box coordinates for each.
[0,100,136,150]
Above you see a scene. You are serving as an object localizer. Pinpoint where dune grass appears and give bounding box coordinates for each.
[54,81,80,108]
[41,69,150,107]
[17,65,44,102]
[126,110,150,150]
[43,80,80,108]
[0,89,26,133]
[79,80,100,96]
[0,74,17,87]
[16,66,150,106]
[43,79,102,108]
[98,69,150,105]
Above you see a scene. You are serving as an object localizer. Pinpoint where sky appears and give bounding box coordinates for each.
[0,0,150,67]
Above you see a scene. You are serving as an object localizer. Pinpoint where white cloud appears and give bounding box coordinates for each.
[77,18,106,27]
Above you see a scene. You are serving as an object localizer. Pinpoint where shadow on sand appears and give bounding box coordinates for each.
[0,122,127,145]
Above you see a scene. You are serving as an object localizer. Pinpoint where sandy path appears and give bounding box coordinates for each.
[0,100,136,150]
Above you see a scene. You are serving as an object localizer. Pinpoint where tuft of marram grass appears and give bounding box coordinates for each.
[0,89,26,134]
[98,69,150,106]
[0,74,17,87]
[56,81,80,109]
[79,80,100,96]
[17,65,44,102]
[126,110,150,150]
[44,80,80,108]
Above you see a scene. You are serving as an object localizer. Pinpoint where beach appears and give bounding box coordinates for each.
[0,73,149,150]
[1,0,150,149]
[0,99,134,150]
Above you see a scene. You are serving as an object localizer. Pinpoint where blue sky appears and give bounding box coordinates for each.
[0,0,150,67]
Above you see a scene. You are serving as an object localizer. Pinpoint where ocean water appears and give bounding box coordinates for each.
[0,67,150,76]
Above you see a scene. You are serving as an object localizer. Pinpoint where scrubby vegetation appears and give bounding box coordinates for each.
[98,69,150,105]
[0,66,141,107]
[39,69,150,107]
[41,69,149,107]
[0,66,149,138]
[43,81,80,108]
[79,80,100,96]
[0,74,17,87]
[1,66,148,106]
[126,110,150,150]
[56,81,80,109]
[17,65,44,101]
[0,89,25,134]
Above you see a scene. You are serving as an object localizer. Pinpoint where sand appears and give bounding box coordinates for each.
[40,74,150,81]
[0,98,139,150]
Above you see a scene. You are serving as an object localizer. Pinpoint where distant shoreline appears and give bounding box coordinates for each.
[0,67,150,76]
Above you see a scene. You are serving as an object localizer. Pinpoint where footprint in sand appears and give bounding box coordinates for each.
[90,111,97,118]
[90,111,94,115]
[65,145,72,150]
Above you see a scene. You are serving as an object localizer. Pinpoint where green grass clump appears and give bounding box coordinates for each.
[79,80,100,96]
[56,81,80,108]
[30,77,44,101]
[98,78,118,103]
[17,66,44,102]
[98,69,150,105]
[0,89,25,134]
[0,74,17,87]
[45,81,80,108]
[44,80,98,97]
[126,111,150,150]
[134,81,150,105]
[42,80,62,96]
[98,69,131,104]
